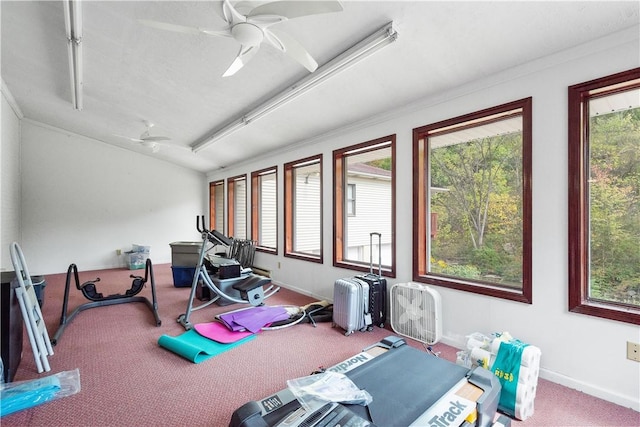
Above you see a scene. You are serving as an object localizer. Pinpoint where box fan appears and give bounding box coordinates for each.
[390,283,442,345]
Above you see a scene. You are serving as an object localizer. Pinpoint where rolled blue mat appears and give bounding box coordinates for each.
[158,329,255,363]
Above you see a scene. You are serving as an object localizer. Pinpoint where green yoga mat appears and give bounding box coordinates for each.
[158,329,255,363]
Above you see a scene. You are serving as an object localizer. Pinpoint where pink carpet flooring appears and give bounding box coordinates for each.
[2,263,638,426]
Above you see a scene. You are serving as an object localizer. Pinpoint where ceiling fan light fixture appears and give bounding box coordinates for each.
[231,23,264,47]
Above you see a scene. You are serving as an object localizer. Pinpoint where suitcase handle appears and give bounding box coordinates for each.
[370,232,382,277]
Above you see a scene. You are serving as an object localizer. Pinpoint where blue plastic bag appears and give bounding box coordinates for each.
[1,369,80,417]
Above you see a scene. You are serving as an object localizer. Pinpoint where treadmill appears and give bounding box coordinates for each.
[230,336,501,427]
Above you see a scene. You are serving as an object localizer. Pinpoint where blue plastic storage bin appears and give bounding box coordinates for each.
[172,266,196,288]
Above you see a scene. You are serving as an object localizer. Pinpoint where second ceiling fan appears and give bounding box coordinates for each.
[140,0,344,77]
[115,121,181,153]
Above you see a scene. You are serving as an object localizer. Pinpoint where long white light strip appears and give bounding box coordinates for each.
[192,21,398,153]
[63,0,83,110]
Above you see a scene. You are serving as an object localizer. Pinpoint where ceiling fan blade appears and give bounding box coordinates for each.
[223,0,247,24]
[266,28,317,72]
[139,19,230,38]
[114,134,144,143]
[247,0,344,20]
[142,136,171,142]
[215,0,230,24]
[201,28,233,37]
[232,1,261,14]
[247,14,287,27]
[223,45,260,77]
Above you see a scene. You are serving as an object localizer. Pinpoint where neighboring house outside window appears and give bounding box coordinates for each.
[227,174,247,240]
[284,155,323,262]
[334,136,395,277]
[568,68,640,325]
[209,180,224,232]
[413,98,532,303]
[251,166,278,253]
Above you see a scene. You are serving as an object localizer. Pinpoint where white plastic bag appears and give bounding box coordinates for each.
[286,371,372,412]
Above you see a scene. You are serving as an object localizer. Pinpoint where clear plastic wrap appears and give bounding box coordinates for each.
[286,371,372,412]
[1,369,81,417]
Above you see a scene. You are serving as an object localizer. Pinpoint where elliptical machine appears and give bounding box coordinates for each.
[176,216,278,330]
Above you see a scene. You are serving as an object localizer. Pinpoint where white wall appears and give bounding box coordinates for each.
[1,87,23,270]
[207,27,640,410]
[18,121,206,274]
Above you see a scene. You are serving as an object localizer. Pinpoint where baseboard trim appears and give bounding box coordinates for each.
[539,369,639,412]
[273,280,324,301]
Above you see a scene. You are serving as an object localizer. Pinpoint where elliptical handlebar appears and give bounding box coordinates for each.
[197,215,206,234]
[197,215,233,247]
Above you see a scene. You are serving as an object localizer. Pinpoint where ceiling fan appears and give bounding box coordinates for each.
[115,121,175,153]
[139,0,344,77]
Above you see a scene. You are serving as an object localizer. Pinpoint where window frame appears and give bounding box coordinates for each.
[251,166,278,254]
[333,135,396,277]
[227,174,247,239]
[568,68,640,325]
[413,98,533,303]
[284,154,323,263]
[209,180,224,232]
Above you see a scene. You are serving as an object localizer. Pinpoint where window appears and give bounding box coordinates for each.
[251,166,278,253]
[209,180,224,232]
[334,136,395,276]
[284,155,322,262]
[347,184,356,216]
[227,174,247,240]
[568,68,640,325]
[413,98,532,302]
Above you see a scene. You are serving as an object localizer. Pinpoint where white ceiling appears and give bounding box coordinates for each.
[3,1,639,173]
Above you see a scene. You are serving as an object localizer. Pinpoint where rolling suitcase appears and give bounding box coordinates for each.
[332,277,372,336]
[356,232,387,328]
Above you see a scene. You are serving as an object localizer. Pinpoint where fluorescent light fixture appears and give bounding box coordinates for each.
[192,21,398,153]
[63,0,83,110]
